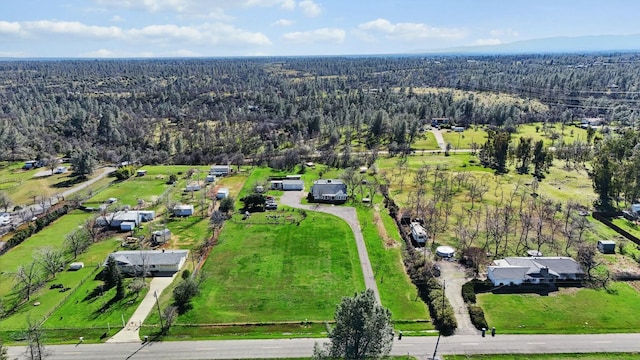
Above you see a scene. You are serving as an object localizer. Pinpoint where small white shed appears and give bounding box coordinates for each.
[216,188,230,199]
[69,262,84,270]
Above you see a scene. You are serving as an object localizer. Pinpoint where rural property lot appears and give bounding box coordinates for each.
[175,211,365,324]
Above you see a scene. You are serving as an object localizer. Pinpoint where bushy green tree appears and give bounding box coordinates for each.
[173,277,199,313]
[313,289,393,360]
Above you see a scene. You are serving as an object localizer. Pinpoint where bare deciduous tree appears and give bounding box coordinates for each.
[14,261,42,302]
[36,247,65,280]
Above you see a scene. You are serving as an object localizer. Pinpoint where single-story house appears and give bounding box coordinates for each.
[136,169,147,177]
[597,240,616,254]
[152,228,171,244]
[185,181,202,192]
[487,257,585,287]
[309,179,347,203]
[104,250,189,276]
[54,166,68,174]
[96,210,155,230]
[210,165,231,177]
[580,117,604,128]
[216,187,230,199]
[270,180,304,191]
[23,160,42,169]
[173,204,194,217]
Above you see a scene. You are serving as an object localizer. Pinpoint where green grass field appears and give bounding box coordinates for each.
[441,128,488,149]
[167,211,365,324]
[412,132,441,150]
[0,239,121,333]
[478,282,640,334]
[0,211,95,297]
[356,206,432,324]
[445,353,640,360]
[611,218,640,239]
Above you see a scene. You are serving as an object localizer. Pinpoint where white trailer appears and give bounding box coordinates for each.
[410,222,428,244]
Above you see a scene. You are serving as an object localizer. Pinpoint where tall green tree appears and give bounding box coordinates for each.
[313,289,393,360]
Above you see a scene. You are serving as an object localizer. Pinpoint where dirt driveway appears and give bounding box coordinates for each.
[438,260,479,335]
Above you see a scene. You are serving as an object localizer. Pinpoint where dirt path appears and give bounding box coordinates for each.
[430,128,447,151]
[280,191,381,304]
[438,260,479,335]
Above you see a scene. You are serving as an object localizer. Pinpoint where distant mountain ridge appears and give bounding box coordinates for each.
[428,34,640,55]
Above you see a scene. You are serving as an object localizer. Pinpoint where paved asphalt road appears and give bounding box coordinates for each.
[7,333,640,359]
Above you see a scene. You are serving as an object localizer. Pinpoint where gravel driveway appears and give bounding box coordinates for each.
[438,260,479,335]
[280,191,381,304]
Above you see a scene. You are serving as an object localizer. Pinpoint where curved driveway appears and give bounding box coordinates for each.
[280,191,381,304]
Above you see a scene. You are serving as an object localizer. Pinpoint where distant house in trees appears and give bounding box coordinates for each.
[309,179,347,204]
[210,165,231,177]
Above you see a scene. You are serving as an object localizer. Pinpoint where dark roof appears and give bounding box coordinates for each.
[490,257,584,281]
[106,250,188,267]
[311,179,347,197]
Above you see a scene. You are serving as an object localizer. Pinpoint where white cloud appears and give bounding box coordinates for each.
[357,18,466,42]
[475,38,502,46]
[283,28,345,44]
[273,19,295,27]
[0,20,271,47]
[110,15,125,22]
[299,0,322,17]
[0,21,24,35]
[93,0,297,18]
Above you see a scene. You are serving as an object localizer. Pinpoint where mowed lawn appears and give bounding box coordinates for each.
[478,282,640,334]
[0,211,94,297]
[445,354,640,360]
[83,176,170,208]
[0,239,121,332]
[441,128,488,149]
[178,211,365,323]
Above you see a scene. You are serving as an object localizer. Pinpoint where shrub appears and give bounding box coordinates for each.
[462,281,476,304]
[425,278,457,335]
[469,305,488,330]
[113,166,136,181]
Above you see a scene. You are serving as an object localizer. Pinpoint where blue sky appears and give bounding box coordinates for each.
[0,0,638,58]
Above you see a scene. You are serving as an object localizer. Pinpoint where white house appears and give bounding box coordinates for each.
[173,204,194,217]
[96,210,155,231]
[487,257,585,287]
[210,165,231,177]
[104,250,188,276]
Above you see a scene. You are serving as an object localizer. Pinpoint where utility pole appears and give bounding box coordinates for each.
[431,279,445,360]
[154,290,164,330]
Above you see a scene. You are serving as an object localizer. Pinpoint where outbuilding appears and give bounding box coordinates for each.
[216,187,230,199]
[270,179,304,191]
[152,228,172,244]
[597,240,616,254]
[173,204,194,217]
[69,262,84,270]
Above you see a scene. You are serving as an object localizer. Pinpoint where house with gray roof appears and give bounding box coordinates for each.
[487,257,585,287]
[105,250,188,276]
[309,179,347,204]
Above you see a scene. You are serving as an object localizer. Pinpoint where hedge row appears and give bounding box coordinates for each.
[461,279,493,330]
[424,278,457,335]
[3,205,71,253]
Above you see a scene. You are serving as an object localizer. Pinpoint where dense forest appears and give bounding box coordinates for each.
[0,53,639,168]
